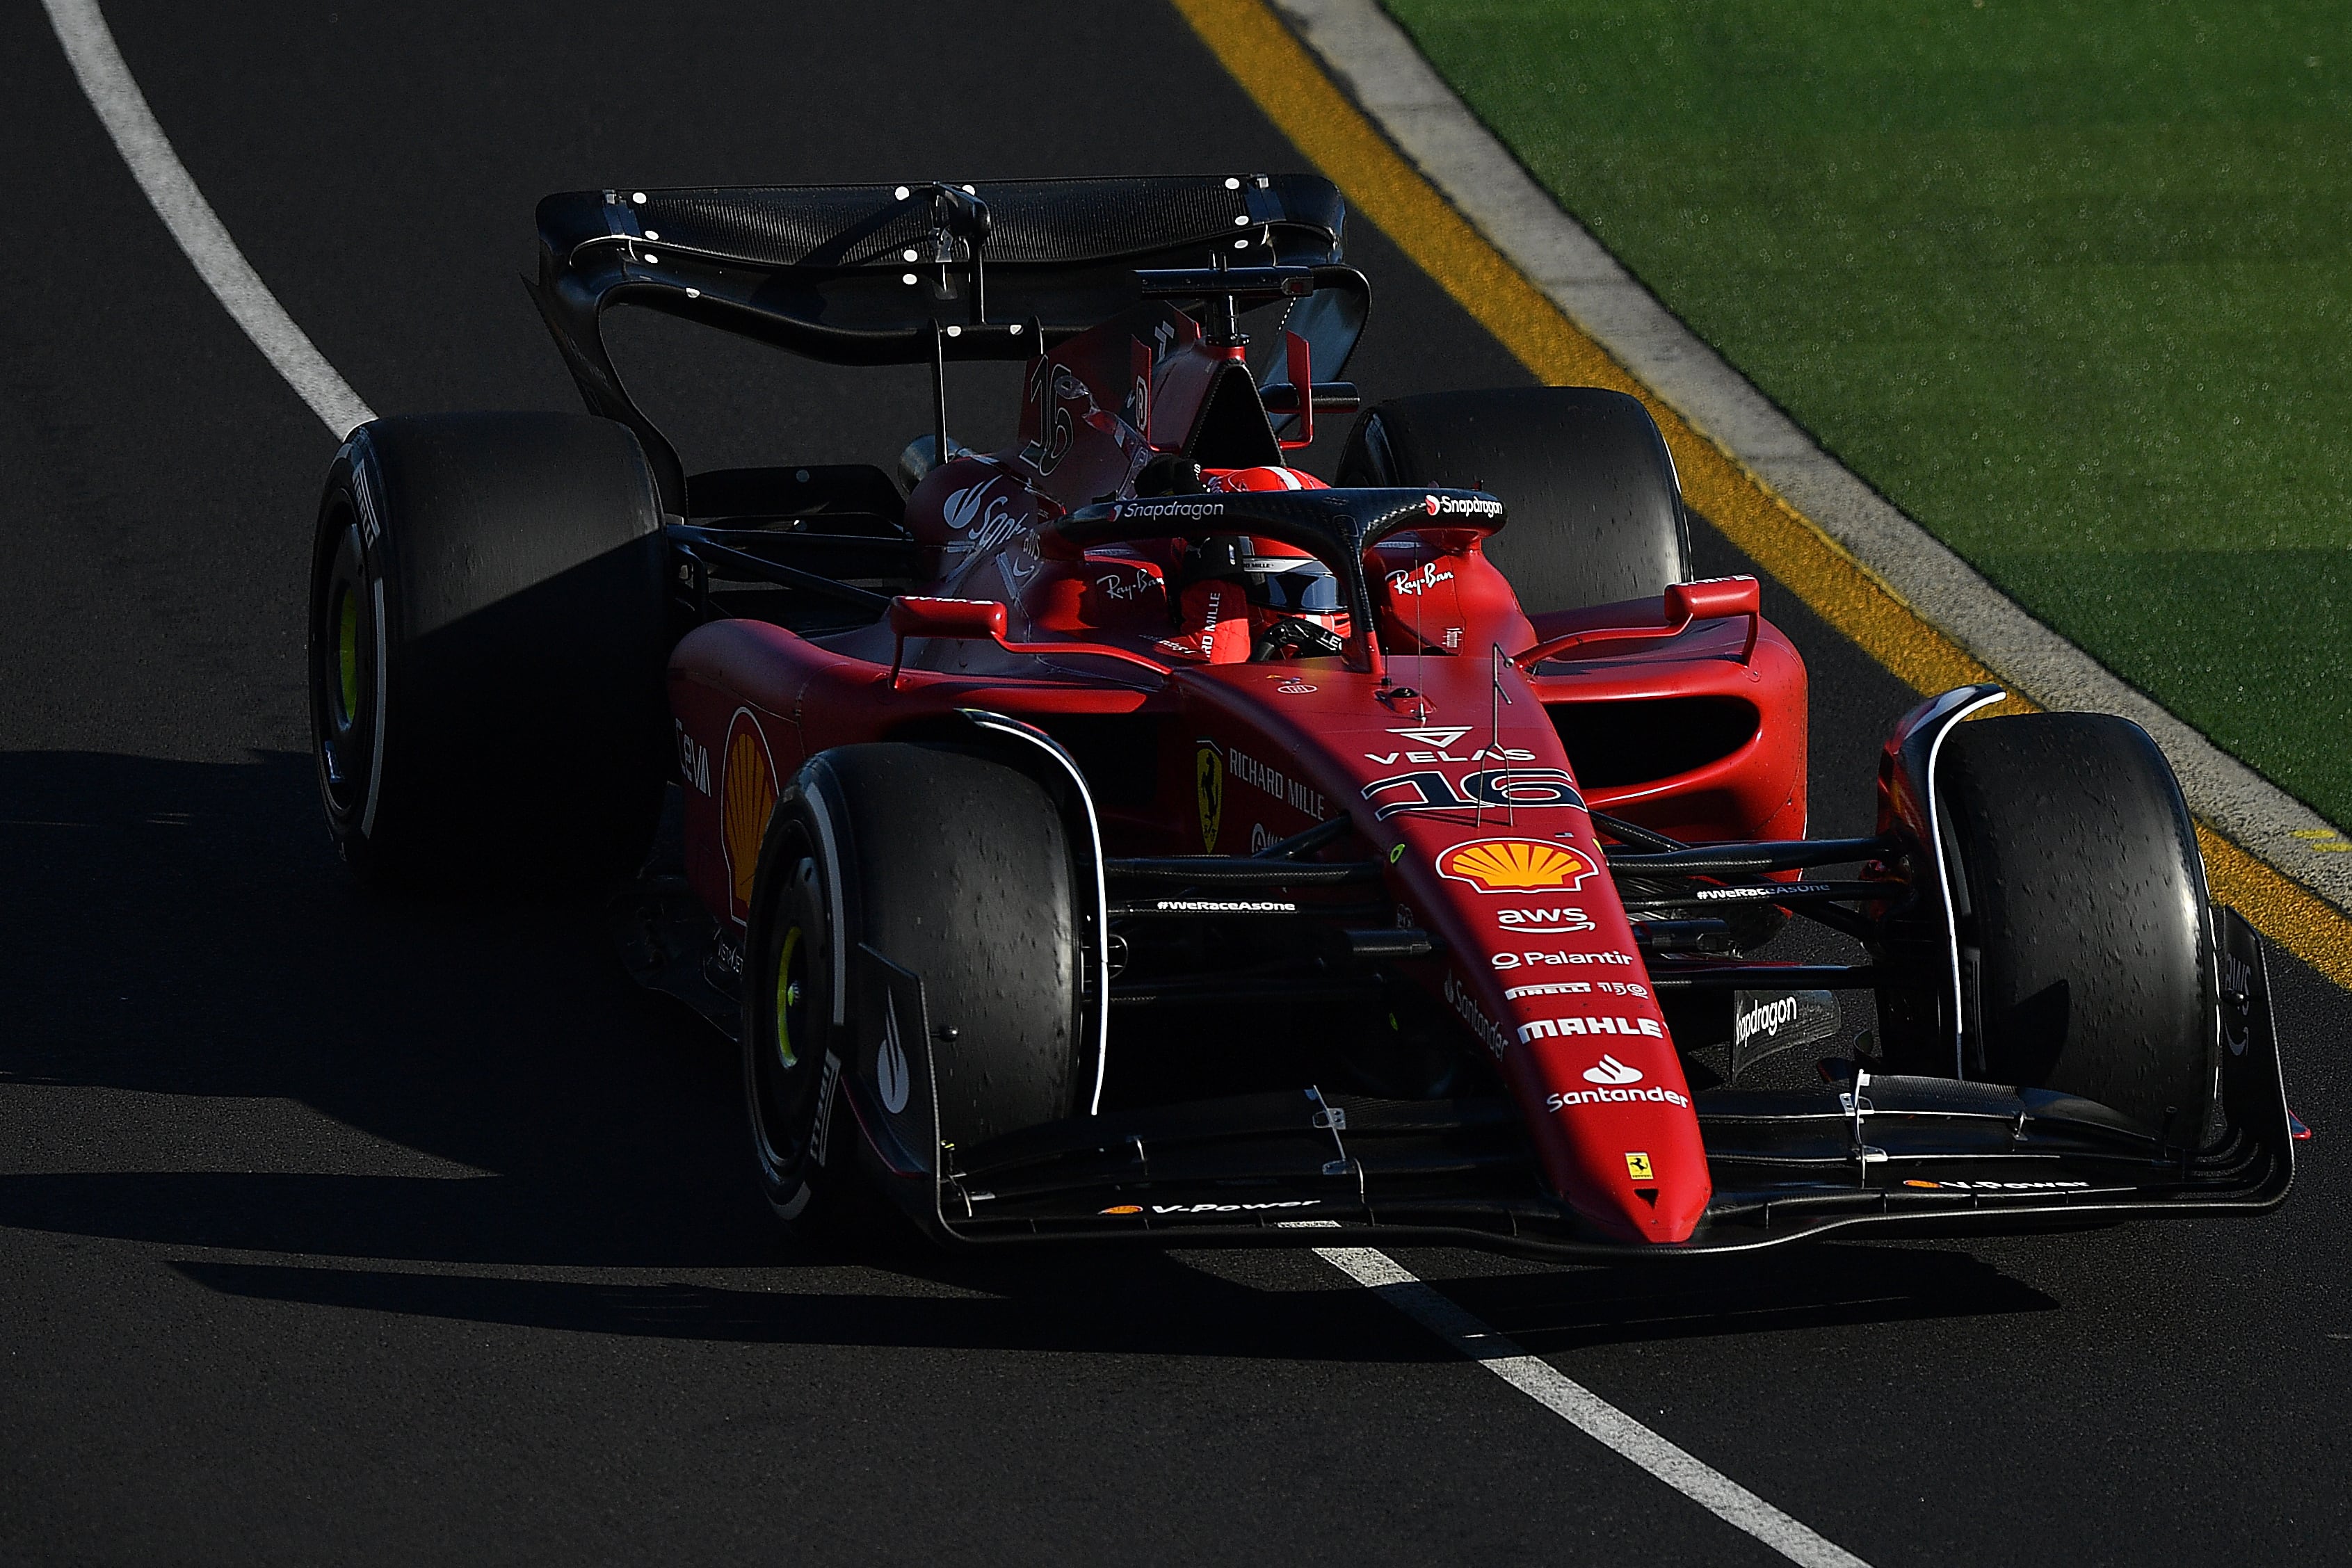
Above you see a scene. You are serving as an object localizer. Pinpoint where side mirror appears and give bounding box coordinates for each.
[1663,576,1760,624]
[889,595,1008,642]
[1665,576,1760,662]
[889,595,1008,687]
[1513,575,1763,671]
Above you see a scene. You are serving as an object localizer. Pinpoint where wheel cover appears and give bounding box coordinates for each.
[333,584,361,726]
[773,925,805,1069]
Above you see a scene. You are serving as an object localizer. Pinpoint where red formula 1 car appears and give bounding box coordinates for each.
[306,175,2292,1255]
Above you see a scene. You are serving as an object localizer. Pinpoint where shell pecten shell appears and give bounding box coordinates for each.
[1436,836,1595,894]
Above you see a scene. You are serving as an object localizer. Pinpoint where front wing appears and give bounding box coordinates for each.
[831,909,2294,1260]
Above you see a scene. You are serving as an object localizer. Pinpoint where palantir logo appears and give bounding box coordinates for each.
[1582,1054,1642,1086]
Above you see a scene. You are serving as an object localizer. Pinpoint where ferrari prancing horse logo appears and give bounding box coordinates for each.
[1195,740,1224,852]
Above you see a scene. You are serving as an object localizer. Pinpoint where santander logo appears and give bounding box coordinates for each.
[1582,1054,1643,1086]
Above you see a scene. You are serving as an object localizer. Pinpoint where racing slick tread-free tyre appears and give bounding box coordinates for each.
[307,412,670,889]
[1934,712,2218,1147]
[743,743,1086,1230]
[1337,387,1693,613]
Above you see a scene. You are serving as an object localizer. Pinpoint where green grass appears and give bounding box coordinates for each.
[1381,0,2352,827]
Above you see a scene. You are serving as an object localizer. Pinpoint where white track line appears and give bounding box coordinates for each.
[1271,0,2352,906]
[1312,1244,1872,1568]
[42,0,375,438]
[47,10,1869,1560]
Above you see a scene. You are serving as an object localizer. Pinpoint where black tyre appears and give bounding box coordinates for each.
[307,412,670,889]
[1935,713,2217,1146]
[1338,386,1691,612]
[742,743,1086,1227]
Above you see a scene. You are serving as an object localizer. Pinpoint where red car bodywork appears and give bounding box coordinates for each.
[665,304,1806,1245]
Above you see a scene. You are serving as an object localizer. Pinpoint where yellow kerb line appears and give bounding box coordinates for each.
[1172,0,2351,989]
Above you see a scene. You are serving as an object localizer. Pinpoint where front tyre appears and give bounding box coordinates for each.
[1934,713,2218,1146]
[742,743,1086,1232]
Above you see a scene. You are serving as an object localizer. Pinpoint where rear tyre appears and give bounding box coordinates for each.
[1338,386,1691,612]
[743,743,1086,1231]
[1933,713,2217,1146]
[307,412,670,889]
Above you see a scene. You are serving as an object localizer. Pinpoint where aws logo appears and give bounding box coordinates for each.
[1495,905,1595,934]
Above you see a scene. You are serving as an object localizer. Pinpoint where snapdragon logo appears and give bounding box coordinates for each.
[1421,492,1504,518]
[1117,497,1225,523]
[1734,994,1801,1050]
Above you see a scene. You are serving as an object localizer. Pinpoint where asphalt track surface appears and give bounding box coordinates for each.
[2,3,2344,1563]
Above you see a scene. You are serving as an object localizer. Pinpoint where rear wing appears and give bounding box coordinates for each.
[529,175,1360,507]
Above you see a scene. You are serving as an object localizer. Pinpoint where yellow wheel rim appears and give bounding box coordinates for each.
[335,585,360,726]
[774,926,803,1069]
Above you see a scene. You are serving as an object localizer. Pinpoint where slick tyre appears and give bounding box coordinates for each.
[307,412,670,890]
[1935,713,2218,1147]
[1339,387,1692,613]
[743,743,1086,1230]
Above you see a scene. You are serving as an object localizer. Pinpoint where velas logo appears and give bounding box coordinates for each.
[1389,725,1472,748]
[719,707,777,927]
[1583,1054,1643,1085]
[1438,838,1595,894]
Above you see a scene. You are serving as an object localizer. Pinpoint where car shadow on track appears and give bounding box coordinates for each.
[3,747,2061,1361]
[1398,1244,2059,1353]
[147,1238,2055,1362]
[0,747,779,1267]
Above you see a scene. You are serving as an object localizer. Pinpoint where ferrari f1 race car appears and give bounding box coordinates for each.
[306,175,2294,1256]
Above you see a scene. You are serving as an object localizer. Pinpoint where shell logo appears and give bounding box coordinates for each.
[1437,837,1595,894]
[720,709,778,924]
[1100,1204,1143,1216]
